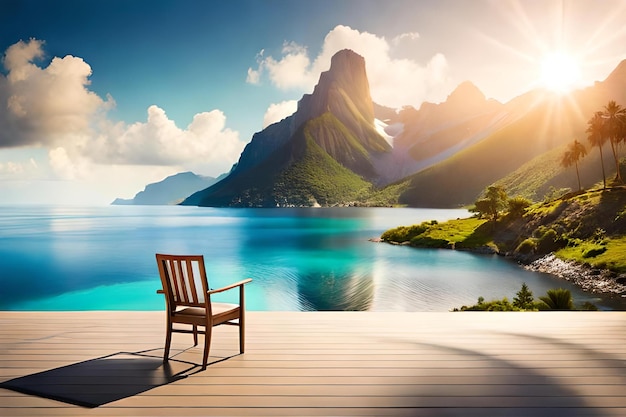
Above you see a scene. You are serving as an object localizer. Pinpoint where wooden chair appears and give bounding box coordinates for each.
[156,254,252,369]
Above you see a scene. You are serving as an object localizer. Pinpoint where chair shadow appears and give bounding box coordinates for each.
[0,349,228,408]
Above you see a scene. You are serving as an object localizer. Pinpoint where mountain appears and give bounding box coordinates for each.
[181,54,626,209]
[112,171,220,205]
[372,81,506,184]
[183,49,391,207]
[396,60,626,207]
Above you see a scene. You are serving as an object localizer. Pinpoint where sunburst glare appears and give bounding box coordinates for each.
[540,52,582,93]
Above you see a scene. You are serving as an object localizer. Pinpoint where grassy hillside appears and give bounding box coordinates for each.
[382,188,626,273]
[186,115,376,207]
[396,95,591,207]
[494,144,624,202]
[275,133,372,206]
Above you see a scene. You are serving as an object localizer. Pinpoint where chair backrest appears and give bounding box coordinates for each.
[156,254,209,310]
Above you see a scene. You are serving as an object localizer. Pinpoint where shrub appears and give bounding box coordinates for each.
[516,238,537,254]
[507,196,532,218]
[539,288,574,310]
[381,223,429,243]
[582,246,607,258]
[579,301,599,311]
[410,236,450,248]
[456,297,518,311]
[536,228,567,253]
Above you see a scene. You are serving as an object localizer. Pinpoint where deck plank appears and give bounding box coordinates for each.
[1,311,626,416]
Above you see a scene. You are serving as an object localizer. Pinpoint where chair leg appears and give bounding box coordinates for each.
[239,318,245,354]
[163,320,172,363]
[193,325,198,346]
[202,326,212,369]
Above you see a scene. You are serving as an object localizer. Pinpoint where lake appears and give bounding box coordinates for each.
[0,205,623,311]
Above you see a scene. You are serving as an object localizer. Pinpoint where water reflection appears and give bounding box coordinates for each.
[238,208,377,310]
[298,271,374,311]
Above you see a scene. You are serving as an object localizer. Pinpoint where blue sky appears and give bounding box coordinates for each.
[2,0,626,204]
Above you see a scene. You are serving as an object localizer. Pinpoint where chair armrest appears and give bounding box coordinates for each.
[207,278,252,295]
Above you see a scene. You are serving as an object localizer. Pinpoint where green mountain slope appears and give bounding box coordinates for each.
[397,93,597,207]
[185,114,373,207]
[182,49,389,208]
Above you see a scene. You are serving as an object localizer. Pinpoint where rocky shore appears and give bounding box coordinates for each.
[524,254,626,296]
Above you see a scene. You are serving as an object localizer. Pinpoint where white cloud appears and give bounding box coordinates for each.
[0,156,40,179]
[263,100,298,128]
[48,147,88,180]
[88,105,245,176]
[0,39,246,186]
[1,39,113,147]
[246,67,261,84]
[392,32,420,46]
[249,25,453,108]
[263,42,312,90]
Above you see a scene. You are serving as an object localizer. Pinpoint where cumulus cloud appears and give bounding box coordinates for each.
[0,39,245,180]
[88,105,244,176]
[263,100,298,128]
[247,25,452,108]
[48,147,87,180]
[1,39,113,147]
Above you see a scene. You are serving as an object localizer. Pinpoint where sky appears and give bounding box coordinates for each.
[2,0,626,205]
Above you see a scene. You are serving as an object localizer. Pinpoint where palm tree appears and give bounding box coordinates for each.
[539,288,574,310]
[603,100,626,183]
[586,111,608,189]
[561,140,587,191]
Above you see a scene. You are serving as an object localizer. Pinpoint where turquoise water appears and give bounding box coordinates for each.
[0,205,622,311]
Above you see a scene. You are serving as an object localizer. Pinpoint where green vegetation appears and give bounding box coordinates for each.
[586,101,626,188]
[275,135,372,206]
[471,185,508,223]
[382,185,626,273]
[494,147,566,202]
[513,283,535,309]
[557,238,626,273]
[453,283,597,311]
[382,217,491,249]
[539,288,574,310]
[561,139,587,191]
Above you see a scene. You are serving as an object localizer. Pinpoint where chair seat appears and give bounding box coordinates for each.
[175,303,239,317]
[173,303,241,325]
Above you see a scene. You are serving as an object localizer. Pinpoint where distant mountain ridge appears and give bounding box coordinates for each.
[112,171,220,205]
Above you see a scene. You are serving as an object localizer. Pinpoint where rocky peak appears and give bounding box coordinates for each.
[294,49,374,130]
[602,59,626,86]
[446,81,486,106]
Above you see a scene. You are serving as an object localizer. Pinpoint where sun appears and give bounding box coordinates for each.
[539,52,582,94]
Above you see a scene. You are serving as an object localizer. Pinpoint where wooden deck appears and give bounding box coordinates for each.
[1,311,626,416]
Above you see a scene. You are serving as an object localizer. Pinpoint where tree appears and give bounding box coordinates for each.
[513,283,534,310]
[586,111,608,189]
[539,288,574,310]
[561,139,587,191]
[603,100,626,183]
[472,185,508,223]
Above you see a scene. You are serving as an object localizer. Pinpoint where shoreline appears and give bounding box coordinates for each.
[524,253,626,296]
[375,238,626,301]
